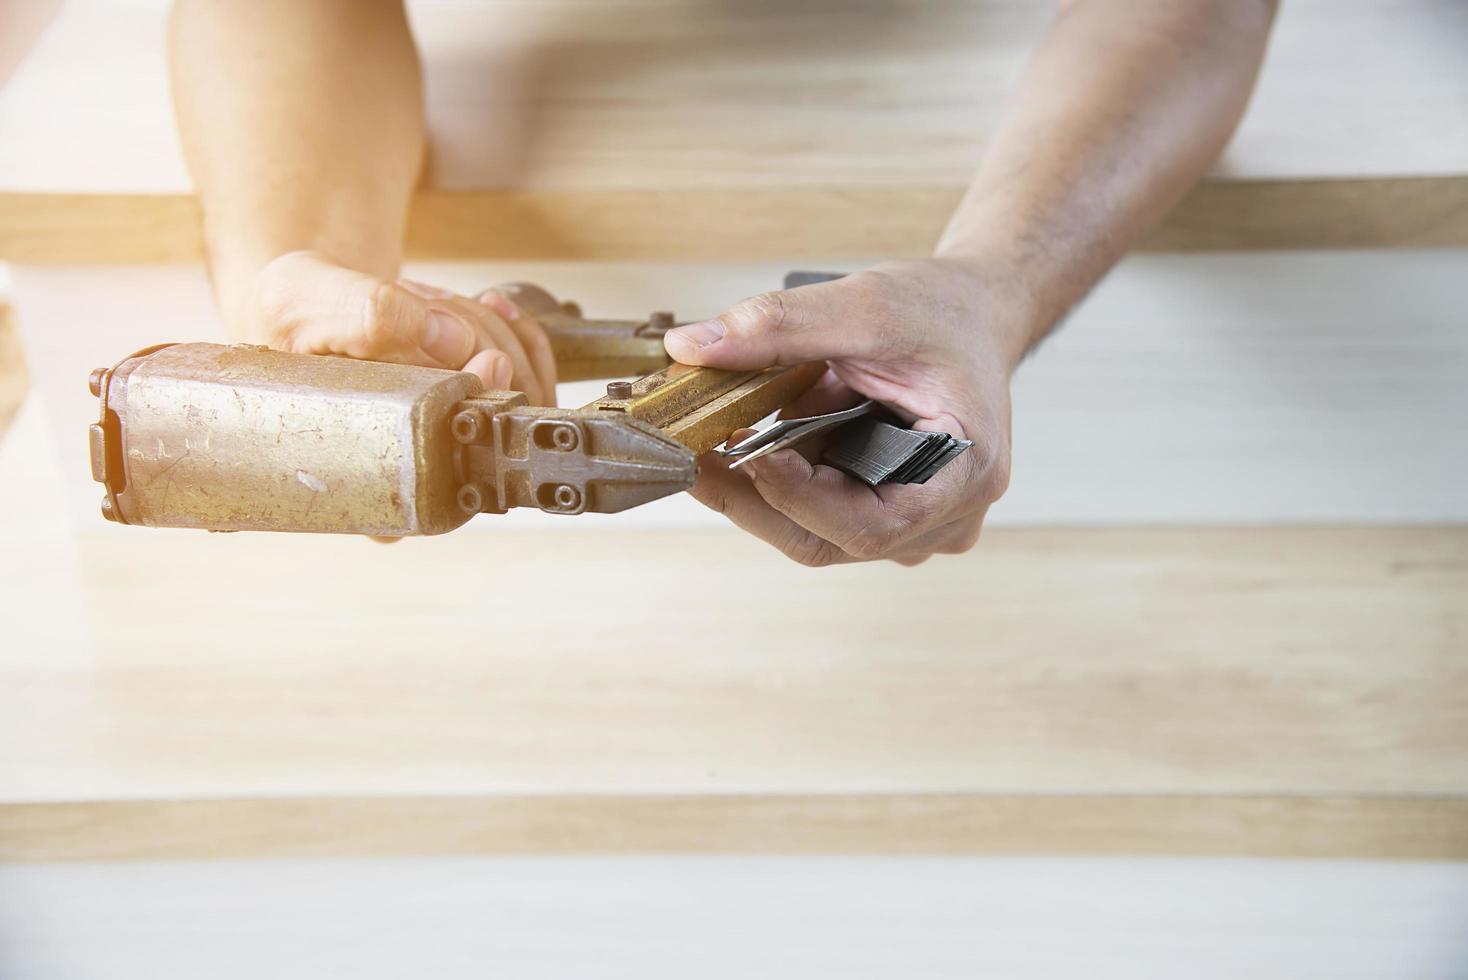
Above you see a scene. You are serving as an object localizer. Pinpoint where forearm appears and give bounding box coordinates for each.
[168,0,425,327]
[937,0,1277,366]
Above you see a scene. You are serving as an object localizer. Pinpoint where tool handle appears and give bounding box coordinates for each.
[495,282,675,382]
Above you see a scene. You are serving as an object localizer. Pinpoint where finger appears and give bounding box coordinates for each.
[393,279,489,368]
[720,426,759,452]
[400,281,541,393]
[478,289,558,406]
[491,282,565,320]
[463,349,515,390]
[689,458,851,568]
[884,512,988,566]
[257,255,475,369]
[743,447,961,561]
[663,273,886,370]
[439,295,545,405]
[397,279,456,300]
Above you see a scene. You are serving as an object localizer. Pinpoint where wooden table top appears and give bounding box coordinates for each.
[2,511,1464,859]
[2,0,1466,260]
[1,0,1464,864]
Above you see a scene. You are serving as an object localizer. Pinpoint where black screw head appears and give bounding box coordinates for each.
[605,380,634,400]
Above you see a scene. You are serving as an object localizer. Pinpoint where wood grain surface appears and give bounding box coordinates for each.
[3,178,1467,264]
[3,527,1464,805]
[4,795,1466,863]
[3,1,1466,262]
[3,0,1465,195]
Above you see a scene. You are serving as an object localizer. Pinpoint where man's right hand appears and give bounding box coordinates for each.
[236,251,558,405]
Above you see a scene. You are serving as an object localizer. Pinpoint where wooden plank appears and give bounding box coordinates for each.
[3,795,1466,862]
[3,178,1466,264]
[3,2,1466,196]
[1139,177,1468,251]
[0,192,203,264]
[2,527,1464,802]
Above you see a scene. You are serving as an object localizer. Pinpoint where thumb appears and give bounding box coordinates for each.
[261,253,475,369]
[663,280,856,370]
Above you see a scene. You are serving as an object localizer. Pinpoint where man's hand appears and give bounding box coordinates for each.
[171,4,562,401]
[662,0,1277,566]
[664,259,1021,566]
[239,251,558,404]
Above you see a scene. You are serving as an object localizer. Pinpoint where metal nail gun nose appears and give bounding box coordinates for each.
[87,281,823,537]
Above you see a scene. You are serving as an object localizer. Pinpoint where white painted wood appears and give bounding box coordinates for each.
[0,0,1464,194]
[1,857,1465,979]
[11,248,1468,531]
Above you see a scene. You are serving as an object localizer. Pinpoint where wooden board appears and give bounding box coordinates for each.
[2,0,1464,867]
[4,795,1466,863]
[2,0,1465,196]
[4,178,1468,264]
[2,1,1466,262]
[2,527,1464,805]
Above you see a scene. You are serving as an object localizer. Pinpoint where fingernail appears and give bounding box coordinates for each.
[477,290,520,320]
[666,319,726,350]
[490,354,514,389]
[398,279,456,300]
[422,309,473,363]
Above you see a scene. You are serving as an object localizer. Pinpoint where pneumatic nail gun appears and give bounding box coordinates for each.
[86,280,823,536]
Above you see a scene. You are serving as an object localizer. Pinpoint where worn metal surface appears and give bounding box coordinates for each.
[590,362,758,429]
[87,286,824,535]
[497,282,673,382]
[453,405,695,517]
[90,344,483,536]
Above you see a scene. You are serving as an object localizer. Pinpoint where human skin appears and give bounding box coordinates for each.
[169,0,1277,558]
[666,0,1279,565]
[168,0,556,405]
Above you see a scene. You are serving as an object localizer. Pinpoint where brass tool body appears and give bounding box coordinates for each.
[88,286,823,536]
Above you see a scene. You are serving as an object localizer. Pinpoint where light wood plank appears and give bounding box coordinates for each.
[4,2,1463,261]
[3,178,1466,264]
[2,527,1463,802]
[3,795,1466,862]
[3,1,1465,195]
